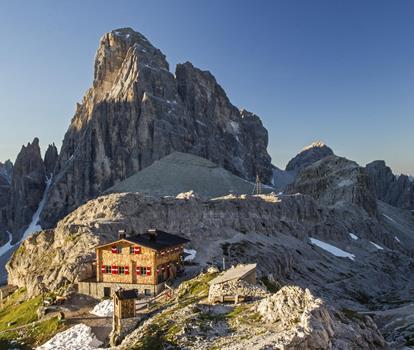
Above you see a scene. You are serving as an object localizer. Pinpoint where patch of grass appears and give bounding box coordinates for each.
[405,335,414,346]
[260,276,280,293]
[131,322,180,350]
[226,304,249,319]
[341,308,365,322]
[0,289,65,348]
[353,291,371,305]
[177,272,218,301]
[0,293,42,332]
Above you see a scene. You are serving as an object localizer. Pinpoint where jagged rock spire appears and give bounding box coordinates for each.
[40,27,273,228]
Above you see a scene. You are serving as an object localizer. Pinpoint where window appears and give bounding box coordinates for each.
[111,245,121,254]
[118,266,125,274]
[130,246,141,254]
[101,265,111,274]
[136,266,152,276]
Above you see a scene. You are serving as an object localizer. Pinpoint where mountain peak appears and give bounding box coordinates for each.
[286,141,334,172]
[301,141,327,152]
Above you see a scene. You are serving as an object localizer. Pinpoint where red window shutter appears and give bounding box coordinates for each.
[146,267,151,276]
[134,246,141,254]
[125,266,129,275]
[101,265,106,273]
[111,265,118,274]
[111,246,117,254]
[136,266,141,275]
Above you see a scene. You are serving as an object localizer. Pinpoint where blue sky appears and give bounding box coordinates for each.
[0,0,413,174]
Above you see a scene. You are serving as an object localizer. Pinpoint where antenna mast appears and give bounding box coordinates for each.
[252,173,262,195]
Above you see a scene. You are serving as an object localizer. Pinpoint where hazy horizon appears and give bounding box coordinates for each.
[1,0,413,174]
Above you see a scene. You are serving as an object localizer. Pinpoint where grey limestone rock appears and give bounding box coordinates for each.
[40,28,273,228]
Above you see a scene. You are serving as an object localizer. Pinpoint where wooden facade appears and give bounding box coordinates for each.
[90,229,190,297]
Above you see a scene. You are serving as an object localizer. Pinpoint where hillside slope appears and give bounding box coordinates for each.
[107,152,265,197]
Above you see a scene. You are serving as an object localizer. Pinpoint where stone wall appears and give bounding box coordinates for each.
[77,280,165,299]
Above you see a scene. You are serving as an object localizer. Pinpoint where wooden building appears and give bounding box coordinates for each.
[78,229,190,298]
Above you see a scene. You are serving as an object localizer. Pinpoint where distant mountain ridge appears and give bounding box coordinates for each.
[366,160,414,210]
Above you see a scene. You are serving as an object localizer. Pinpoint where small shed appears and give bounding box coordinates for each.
[112,289,145,345]
[208,264,258,303]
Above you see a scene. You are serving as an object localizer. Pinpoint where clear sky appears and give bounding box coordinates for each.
[0,0,413,174]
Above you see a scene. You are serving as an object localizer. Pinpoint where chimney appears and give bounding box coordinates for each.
[118,229,126,239]
[148,228,158,241]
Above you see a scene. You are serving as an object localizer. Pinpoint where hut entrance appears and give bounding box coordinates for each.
[104,287,111,297]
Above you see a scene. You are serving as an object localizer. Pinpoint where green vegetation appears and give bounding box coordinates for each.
[177,272,218,304]
[260,276,281,293]
[0,289,66,349]
[405,335,414,346]
[341,308,365,322]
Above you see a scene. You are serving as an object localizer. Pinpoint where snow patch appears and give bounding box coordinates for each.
[382,214,397,224]
[309,238,355,260]
[36,323,103,350]
[196,119,208,127]
[184,248,197,261]
[0,177,52,258]
[337,179,353,188]
[90,299,113,317]
[394,236,401,243]
[21,176,52,241]
[0,232,13,256]
[370,241,384,250]
[349,233,359,240]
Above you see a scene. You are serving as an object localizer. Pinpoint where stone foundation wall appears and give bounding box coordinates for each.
[77,281,165,299]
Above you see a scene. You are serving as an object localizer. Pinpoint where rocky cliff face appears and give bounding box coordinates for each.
[366,160,414,210]
[0,160,13,240]
[40,27,272,228]
[44,143,58,178]
[285,141,334,172]
[7,138,46,241]
[288,155,378,216]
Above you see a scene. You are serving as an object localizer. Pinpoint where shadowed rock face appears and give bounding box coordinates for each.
[286,141,334,172]
[44,143,58,178]
[287,155,378,217]
[366,160,414,210]
[7,138,46,241]
[40,27,272,228]
[0,160,13,240]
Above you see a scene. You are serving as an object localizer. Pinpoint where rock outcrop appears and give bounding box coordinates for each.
[40,27,272,228]
[366,160,414,210]
[0,160,13,240]
[286,141,334,172]
[44,143,58,178]
[255,286,387,349]
[7,138,46,241]
[287,155,378,216]
[119,277,387,350]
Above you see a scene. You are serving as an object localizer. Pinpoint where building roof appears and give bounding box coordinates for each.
[115,289,140,300]
[208,264,257,286]
[95,229,190,251]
